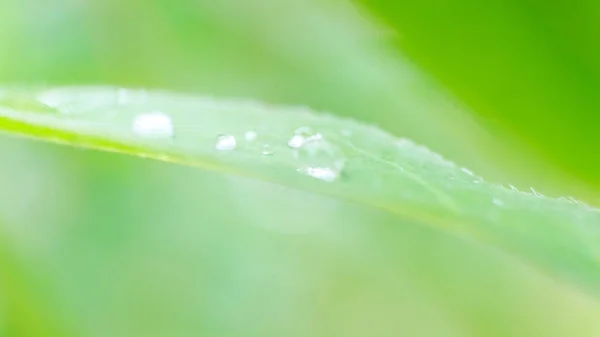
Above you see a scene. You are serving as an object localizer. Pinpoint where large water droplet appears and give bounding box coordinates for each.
[132,112,174,139]
[215,134,237,151]
[289,128,346,182]
[298,167,340,182]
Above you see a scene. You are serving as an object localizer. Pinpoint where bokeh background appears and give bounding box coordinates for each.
[1,0,600,336]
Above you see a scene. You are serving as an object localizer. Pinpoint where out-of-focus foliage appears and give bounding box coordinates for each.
[360,0,600,195]
[1,0,600,337]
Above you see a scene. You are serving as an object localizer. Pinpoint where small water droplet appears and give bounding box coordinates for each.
[492,198,505,206]
[215,134,237,151]
[298,166,339,182]
[132,112,174,139]
[261,144,274,156]
[244,131,257,142]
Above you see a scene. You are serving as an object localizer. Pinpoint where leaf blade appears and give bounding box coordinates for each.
[1,86,600,296]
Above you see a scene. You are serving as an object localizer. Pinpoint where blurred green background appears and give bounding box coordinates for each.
[1,0,600,336]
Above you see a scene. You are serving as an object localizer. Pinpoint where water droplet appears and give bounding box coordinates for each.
[287,128,347,181]
[341,129,352,137]
[261,144,274,156]
[215,134,236,151]
[288,135,305,149]
[298,166,340,182]
[132,112,174,139]
[244,131,257,142]
[492,198,504,206]
[287,127,317,148]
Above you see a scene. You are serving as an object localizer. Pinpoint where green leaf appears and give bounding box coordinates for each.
[1,86,600,296]
[358,0,600,189]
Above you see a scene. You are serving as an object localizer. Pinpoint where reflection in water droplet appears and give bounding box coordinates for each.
[262,144,274,156]
[492,198,504,206]
[288,135,305,149]
[132,112,174,139]
[509,184,519,192]
[244,131,257,142]
[298,167,339,182]
[287,127,317,148]
[215,134,236,151]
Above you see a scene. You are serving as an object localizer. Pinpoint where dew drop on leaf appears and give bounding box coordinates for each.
[288,135,305,149]
[287,126,316,148]
[292,130,346,182]
[132,112,174,139]
[215,134,237,151]
[297,166,340,182]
